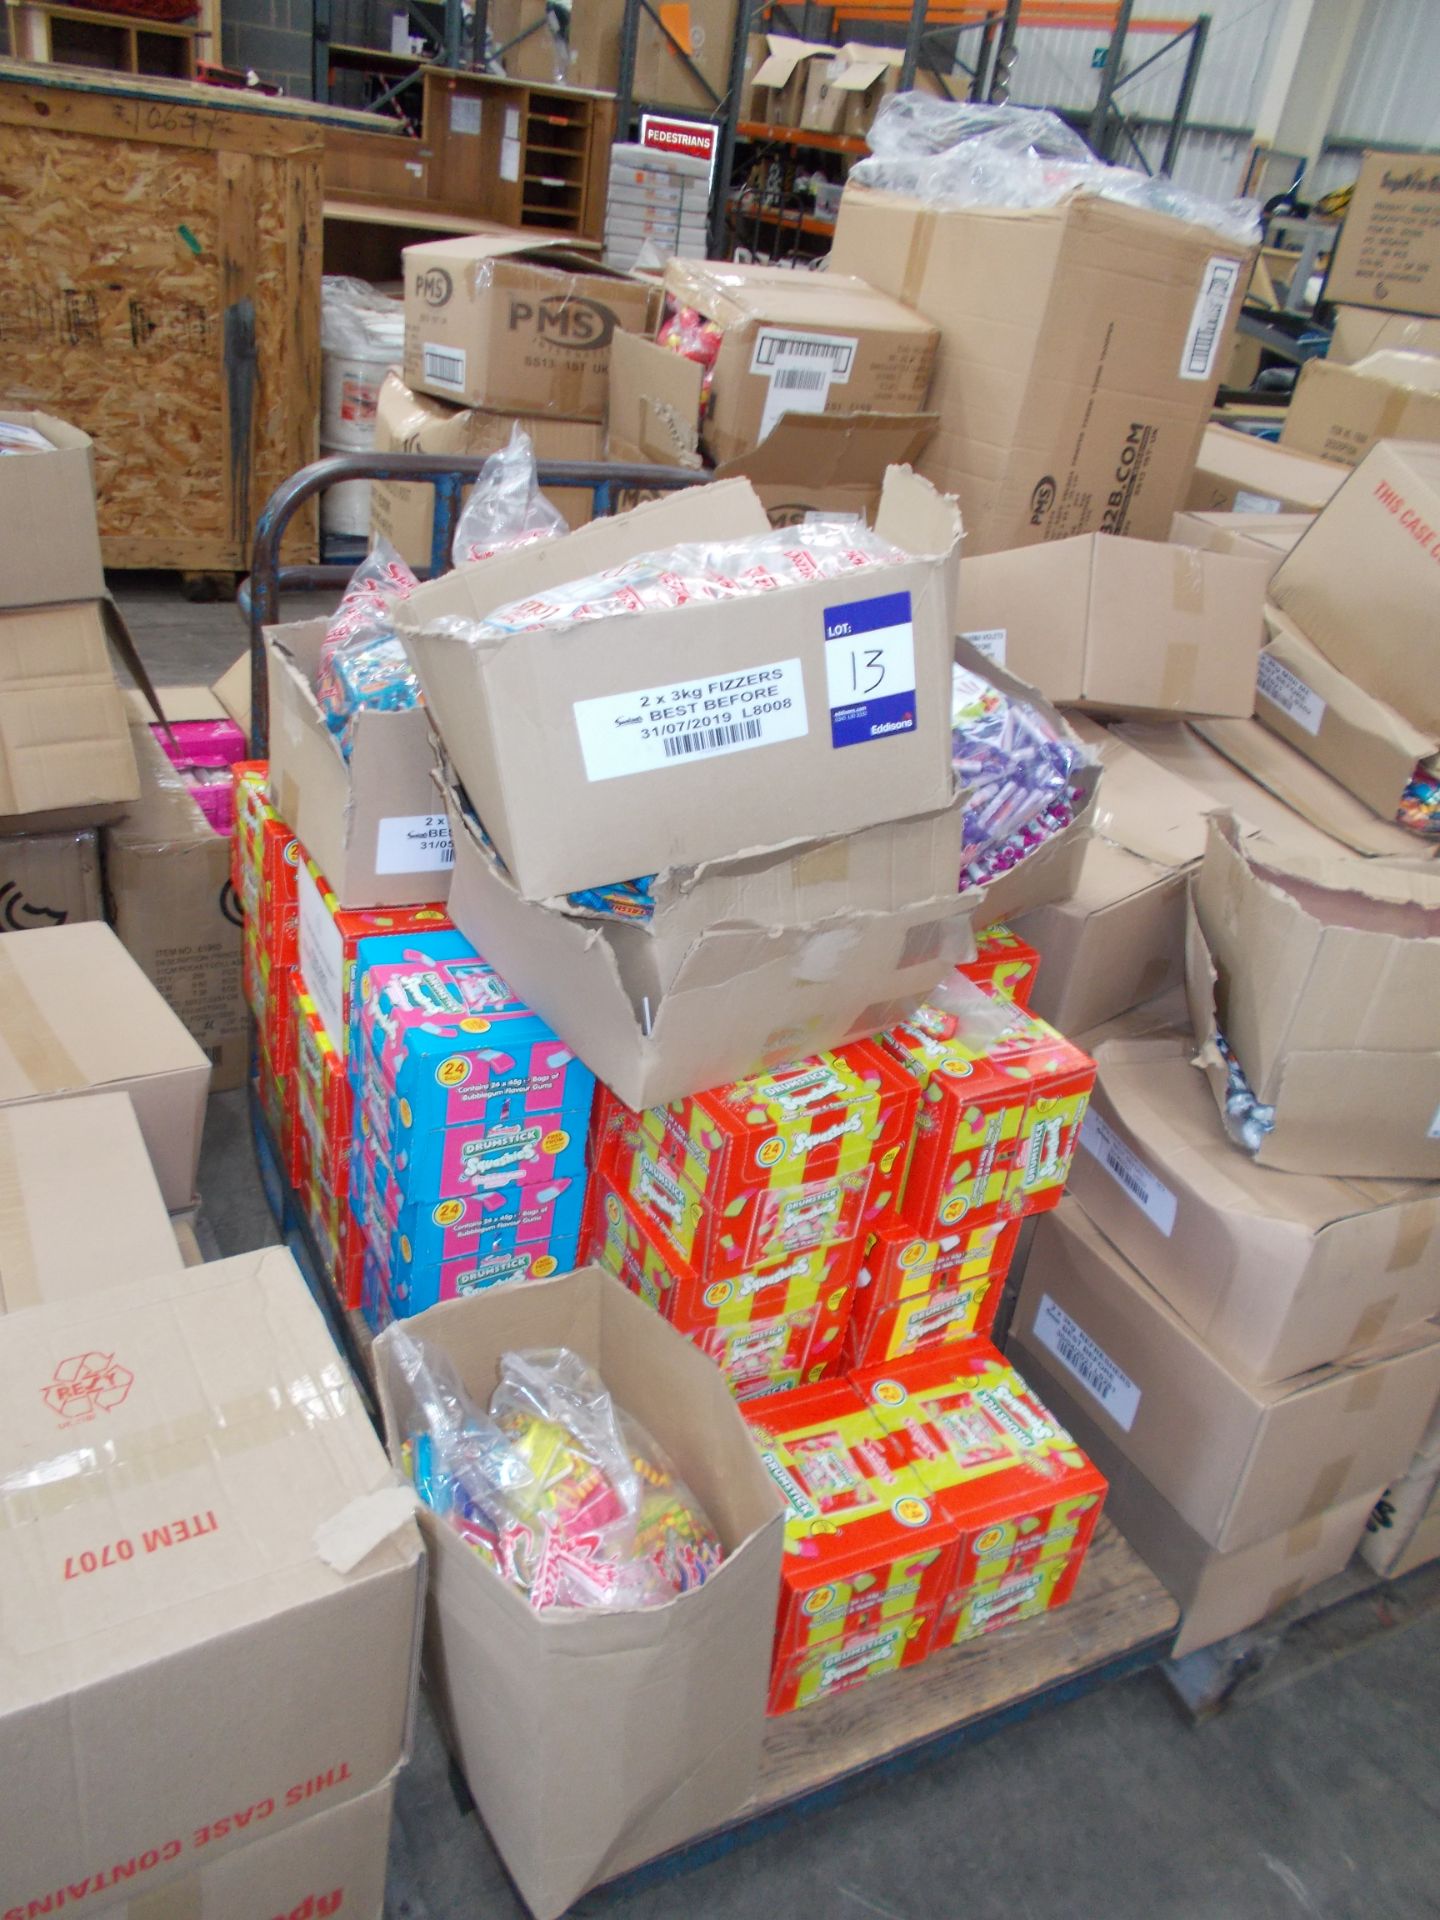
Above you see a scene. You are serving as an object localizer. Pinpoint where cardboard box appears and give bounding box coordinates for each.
[442,772,973,1110]
[372,1267,784,1920]
[660,260,939,467]
[0,1248,424,1910]
[1326,150,1440,318]
[568,0,738,114]
[0,1090,183,1310]
[1010,722,1215,1034]
[831,188,1252,554]
[1011,1200,1440,1551]
[369,371,602,569]
[1268,439,1440,737]
[1280,351,1440,468]
[1365,1475,1440,1578]
[106,708,248,1093]
[958,533,1266,717]
[1070,1005,1440,1383]
[1330,304,1440,365]
[399,471,960,900]
[746,33,832,125]
[0,410,105,609]
[101,1777,395,1920]
[1253,608,1438,830]
[402,233,656,418]
[0,599,139,827]
[1361,1396,1440,1577]
[0,825,102,929]
[800,46,907,138]
[1185,424,1346,515]
[1187,814,1440,1177]
[1169,509,1313,583]
[0,921,210,1208]
[265,617,454,911]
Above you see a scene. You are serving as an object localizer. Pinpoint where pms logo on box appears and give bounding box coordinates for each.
[823,590,917,748]
[507,294,618,350]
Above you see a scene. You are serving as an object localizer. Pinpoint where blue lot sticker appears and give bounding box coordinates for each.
[823,590,917,748]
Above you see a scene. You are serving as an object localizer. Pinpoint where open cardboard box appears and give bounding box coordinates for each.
[1186,813,1440,1177]
[1279,350,1440,469]
[372,1267,784,1920]
[1186,424,1345,515]
[1169,509,1313,585]
[265,617,453,910]
[0,410,106,610]
[397,470,961,901]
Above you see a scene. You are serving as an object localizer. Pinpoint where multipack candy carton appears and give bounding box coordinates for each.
[958,922,1040,1008]
[844,1214,1017,1367]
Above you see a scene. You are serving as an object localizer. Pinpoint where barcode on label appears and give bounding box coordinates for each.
[773,367,828,393]
[1031,1293,1142,1431]
[751,329,857,378]
[1256,651,1326,736]
[661,717,762,758]
[1079,1110,1177,1236]
[1180,256,1241,381]
[422,343,467,392]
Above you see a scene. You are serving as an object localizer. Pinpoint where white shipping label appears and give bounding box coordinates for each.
[573,659,808,781]
[504,105,521,139]
[752,327,857,441]
[825,590,916,748]
[1032,1293,1142,1432]
[449,95,481,135]
[375,813,455,875]
[1180,255,1242,381]
[1079,1110,1178,1237]
[421,342,467,394]
[961,627,1007,666]
[1233,489,1282,514]
[1256,651,1326,736]
[297,861,347,1051]
[1428,1102,1440,1142]
[500,137,522,183]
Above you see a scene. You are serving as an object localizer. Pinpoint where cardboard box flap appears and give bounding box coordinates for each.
[0,1249,420,1711]
[662,259,940,339]
[429,230,628,282]
[874,464,962,557]
[0,602,142,821]
[212,651,252,736]
[607,330,703,468]
[1351,348,1440,392]
[751,33,832,87]
[1075,718,1217,870]
[718,411,939,486]
[1262,613,1439,763]
[830,45,902,90]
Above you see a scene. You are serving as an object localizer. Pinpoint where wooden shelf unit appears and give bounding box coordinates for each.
[5,0,209,78]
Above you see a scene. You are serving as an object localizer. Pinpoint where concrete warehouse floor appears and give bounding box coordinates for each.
[123,578,1440,1920]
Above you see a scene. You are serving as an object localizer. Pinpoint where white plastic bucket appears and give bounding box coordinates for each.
[320,277,404,450]
[319,443,372,540]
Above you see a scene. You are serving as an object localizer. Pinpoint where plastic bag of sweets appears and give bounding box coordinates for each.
[951,664,1091,891]
[315,538,422,749]
[451,424,567,567]
[387,1332,724,1609]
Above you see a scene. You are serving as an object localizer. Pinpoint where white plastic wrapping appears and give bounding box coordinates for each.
[451,424,568,567]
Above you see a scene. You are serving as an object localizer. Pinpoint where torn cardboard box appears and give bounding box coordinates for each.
[1330,305,1440,366]
[1268,438,1440,737]
[1010,1199,1440,1552]
[441,769,972,1110]
[402,233,656,417]
[398,470,960,900]
[0,1248,423,1913]
[1254,608,1438,833]
[0,826,102,930]
[370,371,603,569]
[1069,1005,1440,1383]
[0,599,139,828]
[1325,150,1440,318]
[265,617,453,911]
[659,259,939,467]
[831,188,1252,553]
[746,33,832,125]
[0,410,106,609]
[1280,350,1440,468]
[1186,423,1345,515]
[1187,813,1440,1177]
[373,1267,784,1920]
[1169,509,1313,583]
[0,1090,183,1312]
[0,921,210,1208]
[957,532,1266,716]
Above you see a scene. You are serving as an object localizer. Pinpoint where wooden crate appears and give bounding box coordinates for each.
[0,68,331,571]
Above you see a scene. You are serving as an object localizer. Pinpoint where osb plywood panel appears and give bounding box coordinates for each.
[0,78,321,571]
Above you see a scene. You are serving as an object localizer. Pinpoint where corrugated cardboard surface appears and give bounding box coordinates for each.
[1330,305,1440,365]
[1169,509,1313,584]
[102,1778,395,1920]
[369,371,602,568]
[1068,1006,1440,1383]
[0,600,139,825]
[1269,439,1440,737]
[265,618,452,912]
[1280,353,1440,468]
[958,532,1265,716]
[400,472,960,900]
[373,1268,784,1920]
[0,411,105,609]
[106,715,248,1089]
[832,189,1251,554]
[0,1249,423,1913]
[0,921,210,1208]
[402,234,655,418]
[1011,1200,1440,1552]
[1326,151,1440,317]
[0,1091,182,1313]
[1187,814,1440,1177]
[1186,424,1345,515]
[0,825,103,929]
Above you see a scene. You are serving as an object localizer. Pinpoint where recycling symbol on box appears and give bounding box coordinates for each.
[42,1351,135,1423]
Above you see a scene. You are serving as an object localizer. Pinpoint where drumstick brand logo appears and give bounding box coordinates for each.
[42,1351,134,1424]
[508,294,618,349]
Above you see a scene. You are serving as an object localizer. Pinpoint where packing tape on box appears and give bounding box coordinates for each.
[900,211,939,310]
[1377,387,1419,442]
[792,839,851,890]
[0,947,85,1095]
[1388,1201,1440,1272]
[1284,1515,1325,1559]
[1347,1294,1398,1353]
[1301,1456,1353,1519]
[1171,547,1207,615]
[1159,640,1201,709]
[125,1875,204,1920]
[0,1111,38,1312]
